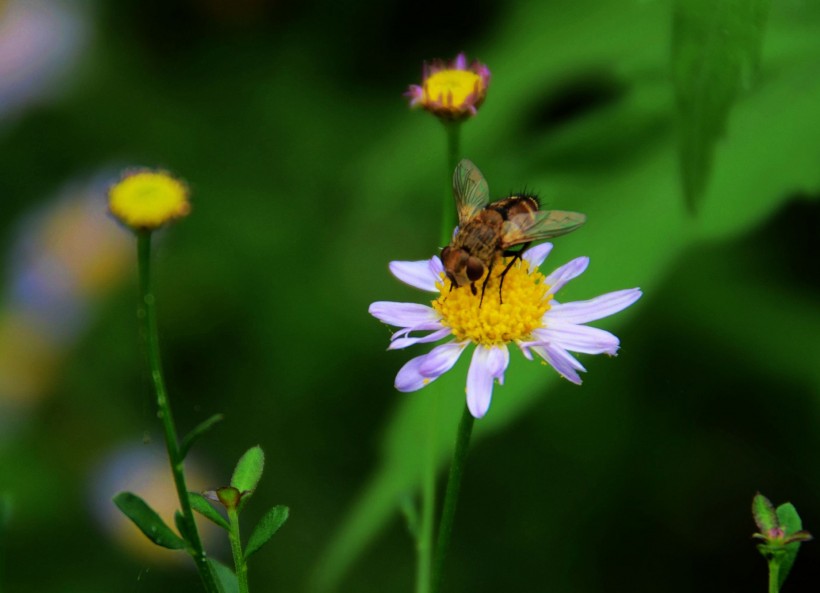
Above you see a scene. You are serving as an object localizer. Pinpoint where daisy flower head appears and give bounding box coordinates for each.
[369,245,641,419]
[108,169,190,231]
[405,52,490,121]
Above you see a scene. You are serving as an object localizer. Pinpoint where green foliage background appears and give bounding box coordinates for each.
[0,0,818,591]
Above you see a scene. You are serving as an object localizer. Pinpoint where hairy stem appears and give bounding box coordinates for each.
[768,558,781,593]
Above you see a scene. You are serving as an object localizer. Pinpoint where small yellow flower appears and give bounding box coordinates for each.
[108,170,190,230]
[406,53,490,121]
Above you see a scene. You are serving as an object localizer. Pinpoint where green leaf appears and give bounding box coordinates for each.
[208,558,239,593]
[113,492,186,550]
[0,494,10,529]
[181,413,225,459]
[398,493,420,541]
[231,446,265,495]
[776,503,803,534]
[671,0,771,211]
[752,492,778,533]
[776,503,805,588]
[189,492,230,530]
[244,505,289,560]
[0,494,11,547]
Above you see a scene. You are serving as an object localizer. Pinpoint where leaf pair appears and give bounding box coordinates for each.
[114,443,289,593]
[190,491,289,560]
[752,492,813,589]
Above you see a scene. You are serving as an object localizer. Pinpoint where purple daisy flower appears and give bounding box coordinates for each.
[370,244,641,418]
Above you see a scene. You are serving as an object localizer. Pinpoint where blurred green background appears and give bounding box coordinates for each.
[1,0,819,591]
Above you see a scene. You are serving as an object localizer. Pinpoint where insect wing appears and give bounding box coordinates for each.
[452,159,489,226]
[500,210,586,247]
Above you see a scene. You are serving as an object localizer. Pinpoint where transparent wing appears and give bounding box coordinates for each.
[452,159,489,225]
[500,210,586,247]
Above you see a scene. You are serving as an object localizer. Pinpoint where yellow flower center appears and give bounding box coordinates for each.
[433,259,551,346]
[108,171,190,230]
[423,69,483,108]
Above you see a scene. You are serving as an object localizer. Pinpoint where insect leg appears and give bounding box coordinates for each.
[498,242,531,303]
[479,260,495,308]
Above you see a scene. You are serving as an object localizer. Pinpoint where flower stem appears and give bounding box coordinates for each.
[440,121,462,246]
[431,403,475,593]
[416,392,439,593]
[768,558,781,593]
[416,120,464,593]
[228,508,250,593]
[0,497,6,593]
[137,231,218,593]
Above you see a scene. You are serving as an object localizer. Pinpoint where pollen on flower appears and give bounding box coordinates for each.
[108,170,190,230]
[424,70,484,112]
[432,259,550,346]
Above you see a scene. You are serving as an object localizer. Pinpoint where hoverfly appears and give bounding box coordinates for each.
[440,159,586,304]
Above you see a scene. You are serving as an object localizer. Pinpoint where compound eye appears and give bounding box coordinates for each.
[466,257,485,282]
[440,246,451,260]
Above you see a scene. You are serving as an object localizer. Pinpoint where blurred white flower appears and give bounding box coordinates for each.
[0,0,88,121]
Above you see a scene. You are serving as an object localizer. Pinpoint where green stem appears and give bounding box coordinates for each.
[417,120,464,593]
[0,497,6,593]
[416,393,439,593]
[768,558,781,593]
[431,404,475,593]
[228,508,250,593]
[137,232,218,593]
[440,121,462,246]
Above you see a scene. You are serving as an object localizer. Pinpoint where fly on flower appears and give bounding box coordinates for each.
[370,244,642,419]
[442,159,586,304]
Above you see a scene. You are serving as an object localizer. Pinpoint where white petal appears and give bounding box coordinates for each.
[487,344,510,385]
[523,242,553,272]
[369,302,439,327]
[388,327,452,350]
[395,355,433,392]
[418,341,467,377]
[548,288,642,324]
[529,343,584,384]
[534,324,620,355]
[466,345,509,418]
[552,344,586,371]
[544,256,589,294]
[389,258,441,292]
[394,340,464,392]
[429,256,444,277]
[518,341,535,361]
[391,322,445,341]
